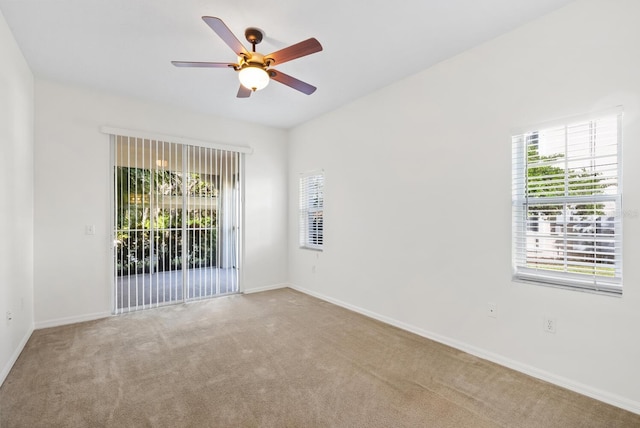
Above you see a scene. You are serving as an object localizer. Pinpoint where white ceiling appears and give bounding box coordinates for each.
[0,0,575,129]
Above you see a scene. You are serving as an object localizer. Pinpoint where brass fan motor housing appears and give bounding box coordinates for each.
[244,27,264,46]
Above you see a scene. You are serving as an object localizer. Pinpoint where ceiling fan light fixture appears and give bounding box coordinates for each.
[172,17,322,98]
[238,66,269,91]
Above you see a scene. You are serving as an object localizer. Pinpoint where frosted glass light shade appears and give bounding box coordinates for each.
[238,66,269,91]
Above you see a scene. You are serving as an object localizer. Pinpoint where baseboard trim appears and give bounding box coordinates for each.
[34,311,111,330]
[289,284,640,416]
[242,283,289,295]
[0,324,34,387]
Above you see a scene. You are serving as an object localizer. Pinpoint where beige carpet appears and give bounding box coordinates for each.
[1,288,638,427]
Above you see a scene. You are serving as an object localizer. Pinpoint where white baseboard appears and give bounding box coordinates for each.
[289,284,640,416]
[0,324,33,387]
[34,311,111,330]
[242,283,289,295]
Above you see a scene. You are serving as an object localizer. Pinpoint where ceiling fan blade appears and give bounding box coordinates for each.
[265,38,322,65]
[269,69,317,95]
[237,85,252,98]
[202,16,249,56]
[171,61,235,68]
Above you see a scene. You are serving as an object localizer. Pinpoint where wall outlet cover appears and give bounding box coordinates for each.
[488,302,497,318]
[544,316,557,333]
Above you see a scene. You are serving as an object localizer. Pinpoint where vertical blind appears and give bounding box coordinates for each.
[112,134,243,313]
[512,111,622,294]
[299,171,324,250]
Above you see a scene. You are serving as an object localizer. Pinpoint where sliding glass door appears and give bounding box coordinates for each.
[112,135,242,313]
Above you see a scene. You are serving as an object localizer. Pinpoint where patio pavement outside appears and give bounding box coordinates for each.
[115,267,238,311]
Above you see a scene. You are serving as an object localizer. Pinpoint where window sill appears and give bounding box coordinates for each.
[299,245,323,252]
[512,275,622,297]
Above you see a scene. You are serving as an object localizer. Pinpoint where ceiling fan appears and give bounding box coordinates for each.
[172,16,323,98]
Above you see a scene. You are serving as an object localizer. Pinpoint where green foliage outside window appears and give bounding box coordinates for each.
[115,167,219,276]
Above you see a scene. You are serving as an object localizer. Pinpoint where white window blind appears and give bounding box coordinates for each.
[111,134,243,313]
[512,110,622,294]
[299,172,324,250]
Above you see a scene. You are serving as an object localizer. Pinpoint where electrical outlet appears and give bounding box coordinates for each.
[488,302,497,318]
[543,317,557,334]
[6,311,13,322]
[311,265,316,274]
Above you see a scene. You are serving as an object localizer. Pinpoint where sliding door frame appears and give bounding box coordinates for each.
[105,127,251,313]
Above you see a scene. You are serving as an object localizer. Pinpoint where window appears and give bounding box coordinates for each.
[512,110,622,294]
[299,171,324,250]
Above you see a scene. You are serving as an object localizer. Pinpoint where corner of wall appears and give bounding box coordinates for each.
[0,324,33,387]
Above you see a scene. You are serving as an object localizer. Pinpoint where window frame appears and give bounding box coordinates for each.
[511,109,623,295]
[299,171,324,251]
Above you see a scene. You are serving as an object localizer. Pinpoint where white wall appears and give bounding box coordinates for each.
[34,80,288,327]
[289,0,640,413]
[0,9,34,385]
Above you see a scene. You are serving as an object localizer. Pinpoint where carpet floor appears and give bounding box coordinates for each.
[1,288,638,427]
